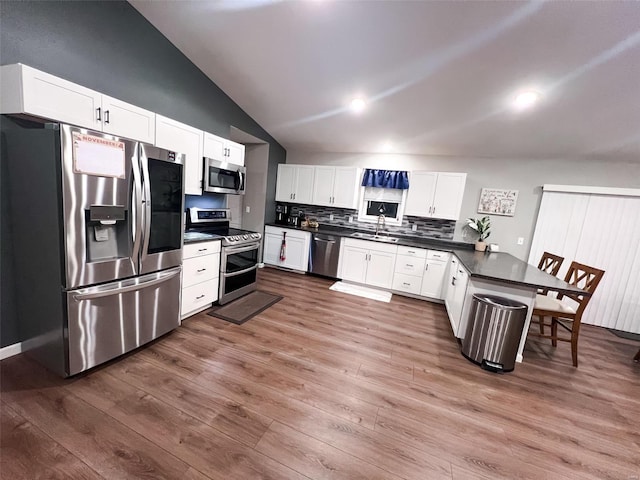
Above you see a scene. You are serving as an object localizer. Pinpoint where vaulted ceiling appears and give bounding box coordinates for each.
[131,1,640,161]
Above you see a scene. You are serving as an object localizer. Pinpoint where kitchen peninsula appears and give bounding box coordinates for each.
[264,223,585,363]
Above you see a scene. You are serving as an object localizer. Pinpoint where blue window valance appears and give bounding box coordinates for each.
[361,169,409,190]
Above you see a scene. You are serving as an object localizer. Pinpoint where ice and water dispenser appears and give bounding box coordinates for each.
[85,205,130,262]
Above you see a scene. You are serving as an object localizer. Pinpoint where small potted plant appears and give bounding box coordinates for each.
[466,216,491,252]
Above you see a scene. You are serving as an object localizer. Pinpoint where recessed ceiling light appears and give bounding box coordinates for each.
[349,97,367,113]
[380,142,392,152]
[513,90,541,110]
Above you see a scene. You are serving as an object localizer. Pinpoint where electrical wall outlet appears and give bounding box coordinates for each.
[329,214,334,221]
[517,237,524,245]
[411,224,418,231]
[245,205,250,213]
[348,215,353,223]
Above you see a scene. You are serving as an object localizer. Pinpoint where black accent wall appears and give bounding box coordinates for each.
[0,1,285,347]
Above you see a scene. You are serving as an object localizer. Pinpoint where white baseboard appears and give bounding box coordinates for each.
[0,342,23,360]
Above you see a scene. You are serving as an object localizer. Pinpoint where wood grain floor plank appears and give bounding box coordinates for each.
[255,421,408,480]
[1,401,104,480]
[156,333,380,430]
[1,357,192,480]
[2,268,637,480]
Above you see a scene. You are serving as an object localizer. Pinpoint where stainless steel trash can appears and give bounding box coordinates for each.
[461,294,528,372]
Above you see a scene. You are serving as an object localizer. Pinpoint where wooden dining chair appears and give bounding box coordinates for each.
[537,251,564,278]
[536,252,564,334]
[529,261,605,367]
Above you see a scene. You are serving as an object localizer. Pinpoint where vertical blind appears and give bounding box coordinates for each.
[528,188,640,334]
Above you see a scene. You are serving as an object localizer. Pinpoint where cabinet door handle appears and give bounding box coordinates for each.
[195,294,205,300]
[293,193,296,200]
[198,248,208,252]
[197,268,207,272]
[96,107,101,121]
[452,277,456,286]
[104,110,110,124]
[433,207,435,214]
[403,282,410,286]
[406,264,414,268]
[407,250,415,254]
[425,264,429,271]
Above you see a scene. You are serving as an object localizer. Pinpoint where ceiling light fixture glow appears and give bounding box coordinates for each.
[513,90,541,110]
[349,97,367,113]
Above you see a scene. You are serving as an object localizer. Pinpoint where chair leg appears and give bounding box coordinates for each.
[538,315,545,335]
[551,318,558,347]
[571,330,579,367]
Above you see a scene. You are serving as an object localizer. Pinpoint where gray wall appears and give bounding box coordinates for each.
[0,1,286,347]
[286,151,640,259]
[242,144,270,233]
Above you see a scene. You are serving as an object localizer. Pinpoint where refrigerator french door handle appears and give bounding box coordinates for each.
[131,147,144,268]
[71,267,182,301]
[139,150,152,264]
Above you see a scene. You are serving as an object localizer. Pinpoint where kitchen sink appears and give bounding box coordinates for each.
[350,231,400,243]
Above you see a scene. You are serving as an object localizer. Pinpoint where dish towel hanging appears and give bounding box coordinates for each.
[280,232,287,261]
[361,169,409,189]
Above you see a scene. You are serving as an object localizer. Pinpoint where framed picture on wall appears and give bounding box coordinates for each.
[478,188,519,216]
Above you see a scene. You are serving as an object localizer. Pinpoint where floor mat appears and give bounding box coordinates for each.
[207,291,283,325]
[329,281,392,303]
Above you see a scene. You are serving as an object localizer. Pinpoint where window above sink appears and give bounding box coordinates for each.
[357,186,406,226]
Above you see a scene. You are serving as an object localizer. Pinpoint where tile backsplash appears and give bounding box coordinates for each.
[286,203,456,240]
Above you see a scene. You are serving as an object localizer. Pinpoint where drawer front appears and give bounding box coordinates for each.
[427,250,449,262]
[343,237,398,254]
[397,246,427,258]
[392,273,422,295]
[394,254,427,276]
[181,278,218,316]
[183,240,221,259]
[265,225,310,241]
[183,254,219,288]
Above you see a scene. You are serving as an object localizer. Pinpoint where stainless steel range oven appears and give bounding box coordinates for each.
[186,208,262,304]
[220,239,261,304]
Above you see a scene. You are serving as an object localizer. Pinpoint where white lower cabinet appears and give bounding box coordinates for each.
[263,226,311,272]
[392,246,449,299]
[443,256,470,336]
[181,240,221,319]
[420,251,451,299]
[340,239,397,289]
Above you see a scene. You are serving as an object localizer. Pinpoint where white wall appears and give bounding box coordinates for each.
[286,151,640,259]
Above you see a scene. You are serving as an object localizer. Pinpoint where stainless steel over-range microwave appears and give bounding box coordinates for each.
[204,157,245,195]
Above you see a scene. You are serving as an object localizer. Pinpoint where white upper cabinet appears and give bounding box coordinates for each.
[404,171,467,220]
[311,166,335,206]
[100,95,155,144]
[0,64,156,144]
[312,166,360,209]
[275,164,315,204]
[203,131,245,166]
[155,115,204,195]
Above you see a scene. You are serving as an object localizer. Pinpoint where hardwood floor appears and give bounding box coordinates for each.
[2,268,639,479]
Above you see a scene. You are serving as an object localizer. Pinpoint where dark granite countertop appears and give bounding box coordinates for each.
[264,223,585,295]
[183,232,222,245]
[452,250,587,296]
[264,222,474,252]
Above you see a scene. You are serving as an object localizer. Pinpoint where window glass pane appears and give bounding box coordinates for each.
[365,201,399,217]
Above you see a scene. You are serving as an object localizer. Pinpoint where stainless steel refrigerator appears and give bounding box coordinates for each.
[2,116,185,376]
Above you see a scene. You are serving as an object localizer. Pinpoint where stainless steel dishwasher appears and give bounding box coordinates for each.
[310,233,341,278]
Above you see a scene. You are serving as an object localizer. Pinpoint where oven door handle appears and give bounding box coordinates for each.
[223,243,260,255]
[223,264,258,278]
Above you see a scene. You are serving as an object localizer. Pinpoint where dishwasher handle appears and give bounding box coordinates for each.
[314,236,336,244]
